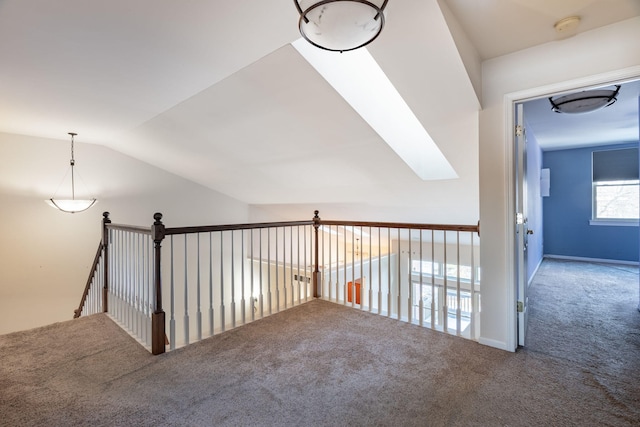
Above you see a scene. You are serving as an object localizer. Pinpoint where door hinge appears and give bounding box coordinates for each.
[515,125,524,137]
[515,212,524,225]
[517,301,524,313]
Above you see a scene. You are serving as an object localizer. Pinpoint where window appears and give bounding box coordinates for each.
[445,264,475,281]
[410,260,440,276]
[410,260,480,283]
[592,148,639,223]
[594,180,639,219]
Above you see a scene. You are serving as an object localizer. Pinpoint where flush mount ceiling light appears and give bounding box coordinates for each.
[549,85,621,114]
[294,0,388,52]
[554,16,581,39]
[46,132,97,214]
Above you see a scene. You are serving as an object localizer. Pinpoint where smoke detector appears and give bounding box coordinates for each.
[554,16,581,38]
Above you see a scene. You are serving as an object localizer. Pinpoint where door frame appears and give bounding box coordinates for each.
[514,102,529,346]
[503,66,640,351]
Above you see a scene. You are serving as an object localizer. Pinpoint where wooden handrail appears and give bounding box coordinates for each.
[106,223,152,234]
[108,218,478,237]
[318,219,480,234]
[165,220,314,236]
[73,242,104,318]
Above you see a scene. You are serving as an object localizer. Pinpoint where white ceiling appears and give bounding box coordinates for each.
[1,0,638,208]
[445,0,640,60]
[524,79,640,151]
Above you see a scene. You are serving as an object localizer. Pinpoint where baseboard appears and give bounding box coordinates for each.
[478,336,514,352]
[544,254,639,266]
[528,257,543,285]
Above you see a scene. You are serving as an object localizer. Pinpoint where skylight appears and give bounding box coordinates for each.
[292,38,457,181]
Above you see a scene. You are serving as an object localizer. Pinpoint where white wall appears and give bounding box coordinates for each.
[0,132,249,335]
[479,17,640,350]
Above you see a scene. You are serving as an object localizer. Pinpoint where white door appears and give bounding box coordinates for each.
[515,102,530,347]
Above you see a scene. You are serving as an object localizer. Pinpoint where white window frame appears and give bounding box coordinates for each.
[591,147,640,226]
[591,179,640,225]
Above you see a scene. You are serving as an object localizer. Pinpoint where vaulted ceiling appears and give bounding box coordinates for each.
[1,0,638,207]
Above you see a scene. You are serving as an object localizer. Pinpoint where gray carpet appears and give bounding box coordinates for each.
[1,258,639,426]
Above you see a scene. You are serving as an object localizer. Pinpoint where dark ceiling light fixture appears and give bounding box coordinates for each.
[549,85,621,114]
[294,0,388,53]
[46,132,97,214]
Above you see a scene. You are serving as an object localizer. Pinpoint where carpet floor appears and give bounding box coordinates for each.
[1,258,639,426]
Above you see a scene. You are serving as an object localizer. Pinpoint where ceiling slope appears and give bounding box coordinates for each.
[0,0,300,143]
[110,0,481,207]
[1,0,479,219]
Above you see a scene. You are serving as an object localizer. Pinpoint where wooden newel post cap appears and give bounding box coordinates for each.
[102,211,111,223]
[152,212,165,242]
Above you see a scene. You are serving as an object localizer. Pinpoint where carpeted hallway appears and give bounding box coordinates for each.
[1,258,639,426]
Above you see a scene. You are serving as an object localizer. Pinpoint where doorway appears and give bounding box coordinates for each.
[513,78,640,346]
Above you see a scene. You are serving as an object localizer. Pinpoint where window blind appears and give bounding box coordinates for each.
[592,148,639,182]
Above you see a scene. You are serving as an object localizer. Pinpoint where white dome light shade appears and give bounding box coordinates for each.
[295,0,388,52]
[549,85,620,114]
[46,198,97,214]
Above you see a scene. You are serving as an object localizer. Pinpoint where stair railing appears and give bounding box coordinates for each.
[160,215,316,350]
[314,218,481,340]
[73,212,111,318]
[76,210,480,354]
[73,242,105,318]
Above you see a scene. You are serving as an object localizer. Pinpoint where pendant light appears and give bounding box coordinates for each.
[46,132,97,213]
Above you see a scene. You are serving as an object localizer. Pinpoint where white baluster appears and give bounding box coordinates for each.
[456,231,461,336]
[184,235,189,345]
[231,231,236,328]
[220,232,225,332]
[197,233,202,341]
[241,229,246,325]
[209,232,214,336]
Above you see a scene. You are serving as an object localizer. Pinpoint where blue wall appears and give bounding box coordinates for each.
[543,142,639,262]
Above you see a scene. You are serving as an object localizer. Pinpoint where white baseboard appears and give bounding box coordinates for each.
[544,254,639,266]
[478,336,514,352]
[528,257,543,285]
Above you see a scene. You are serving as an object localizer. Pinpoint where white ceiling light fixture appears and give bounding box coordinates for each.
[294,0,388,52]
[549,85,621,114]
[46,132,97,214]
[554,16,581,39]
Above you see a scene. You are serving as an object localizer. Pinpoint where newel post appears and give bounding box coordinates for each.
[151,212,166,355]
[312,210,320,298]
[102,212,111,313]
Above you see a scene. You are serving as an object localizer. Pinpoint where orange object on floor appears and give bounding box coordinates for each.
[347,279,361,304]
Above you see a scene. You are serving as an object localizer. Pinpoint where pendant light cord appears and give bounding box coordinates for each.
[69,132,77,200]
